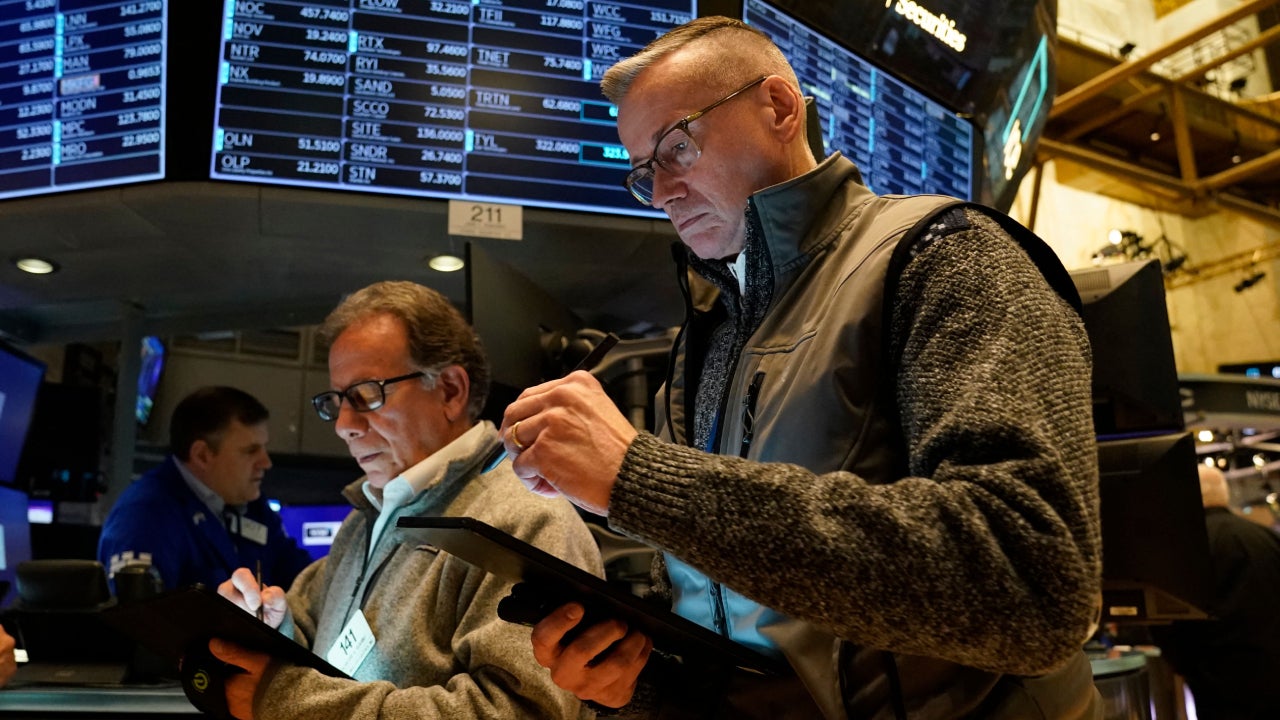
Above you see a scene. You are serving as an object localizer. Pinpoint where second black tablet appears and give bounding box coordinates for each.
[395,516,788,675]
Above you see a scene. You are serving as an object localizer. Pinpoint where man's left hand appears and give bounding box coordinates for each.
[208,638,269,720]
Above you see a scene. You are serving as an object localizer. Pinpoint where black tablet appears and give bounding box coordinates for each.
[396,516,788,675]
[100,585,350,679]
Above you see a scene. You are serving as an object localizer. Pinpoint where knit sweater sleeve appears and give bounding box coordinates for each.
[609,209,1101,676]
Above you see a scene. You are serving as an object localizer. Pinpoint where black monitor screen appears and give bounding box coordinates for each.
[0,0,167,200]
[744,0,973,199]
[466,242,581,393]
[1069,259,1184,439]
[0,343,45,486]
[208,0,694,217]
[1097,432,1212,623]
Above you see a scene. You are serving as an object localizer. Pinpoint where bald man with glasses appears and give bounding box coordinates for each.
[209,280,601,720]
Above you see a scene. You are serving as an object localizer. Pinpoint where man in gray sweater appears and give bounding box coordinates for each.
[498,17,1103,720]
[210,281,601,719]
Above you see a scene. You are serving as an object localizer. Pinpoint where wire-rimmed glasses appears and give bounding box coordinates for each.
[623,75,768,206]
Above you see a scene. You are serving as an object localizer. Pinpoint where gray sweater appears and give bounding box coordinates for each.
[254,422,602,719]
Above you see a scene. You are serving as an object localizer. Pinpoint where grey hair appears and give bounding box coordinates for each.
[319,281,490,422]
[601,16,799,103]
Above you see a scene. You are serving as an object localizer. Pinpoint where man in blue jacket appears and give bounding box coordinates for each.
[98,386,312,592]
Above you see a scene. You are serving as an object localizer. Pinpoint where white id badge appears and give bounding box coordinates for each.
[325,609,376,676]
[238,516,269,545]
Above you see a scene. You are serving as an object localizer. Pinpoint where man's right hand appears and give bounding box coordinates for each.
[530,603,653,709]
[0,626,17,688]
[218,567,288,629]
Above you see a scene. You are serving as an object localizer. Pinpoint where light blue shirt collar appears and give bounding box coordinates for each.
[362,421,489,557]
[174,457,232,517]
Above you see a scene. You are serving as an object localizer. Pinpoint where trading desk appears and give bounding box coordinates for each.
[0,662,198,718]
[0,686,197,717]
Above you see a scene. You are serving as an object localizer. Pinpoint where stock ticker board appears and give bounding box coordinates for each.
[210,0,692,217]
[746,0,973,200]
[0,0,166,200]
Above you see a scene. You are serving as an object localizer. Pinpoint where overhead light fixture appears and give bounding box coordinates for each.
[427,254,465,272]
[1230,130,1243,165]
[1233,270,1266,293]
[1148,104,1166,143]
[1197,429,1215,443]
[1093,229,1148,264]
[13,256,59,275]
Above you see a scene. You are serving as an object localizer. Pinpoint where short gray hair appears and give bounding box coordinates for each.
[319,281,490,422]
[601,16,798,103]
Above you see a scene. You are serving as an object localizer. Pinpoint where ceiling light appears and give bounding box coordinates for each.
[13,256,59,275]
[427,254,465,272]
[1148,104,1166,143]
[1197,429,1215,443]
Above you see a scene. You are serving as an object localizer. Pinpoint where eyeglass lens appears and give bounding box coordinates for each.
[312,380,390,421]
[312,371,428,421]
[627,127,701,203]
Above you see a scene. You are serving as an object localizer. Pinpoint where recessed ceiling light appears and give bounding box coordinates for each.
[13,256,59,275]
[427,254,465,272]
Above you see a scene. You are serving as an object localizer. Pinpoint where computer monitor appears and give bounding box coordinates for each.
[273,502,350,562]
[0,342,45,488]
[743,0,974,200]
[1097,432,1212,623]
[19,382,105,501]
[0,0,168,201]
[465,243,583,419]
[1069,259,1184,439]
[135,335,166,426]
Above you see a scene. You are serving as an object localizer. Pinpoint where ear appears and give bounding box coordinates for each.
[435,366,472,423]
[763,76,805,144]
[187,438,215,471]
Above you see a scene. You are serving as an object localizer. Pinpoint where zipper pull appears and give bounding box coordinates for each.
[739,371,765,458]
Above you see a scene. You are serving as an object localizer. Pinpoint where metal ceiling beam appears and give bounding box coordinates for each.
[1059,23,1280,143]
[1050,0,1279,119]
[1035,138,1280,228]
[1197,146,1280,191]
[1171,86,1199,184]
[1036,138,1191,192]
[1165,240,1280,289]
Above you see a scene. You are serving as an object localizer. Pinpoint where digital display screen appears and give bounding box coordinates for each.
[0,343,44,487]
[273,502,349,561]
[0,0,166,200]
[210,0,694,217]
[745,0,972,200]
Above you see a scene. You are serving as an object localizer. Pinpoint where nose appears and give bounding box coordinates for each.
[258,449,272,471]
[649,167,685,210]
[334,401,366,440]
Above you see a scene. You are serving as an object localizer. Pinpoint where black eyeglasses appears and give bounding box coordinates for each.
[311,371,428,422]
[623,75,768,206]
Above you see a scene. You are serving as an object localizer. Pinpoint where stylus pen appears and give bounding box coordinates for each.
[481,332,620,473]
[255,560,265,623]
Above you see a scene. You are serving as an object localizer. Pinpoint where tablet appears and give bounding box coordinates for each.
[396,516,788,675]
[100,585,350,679]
